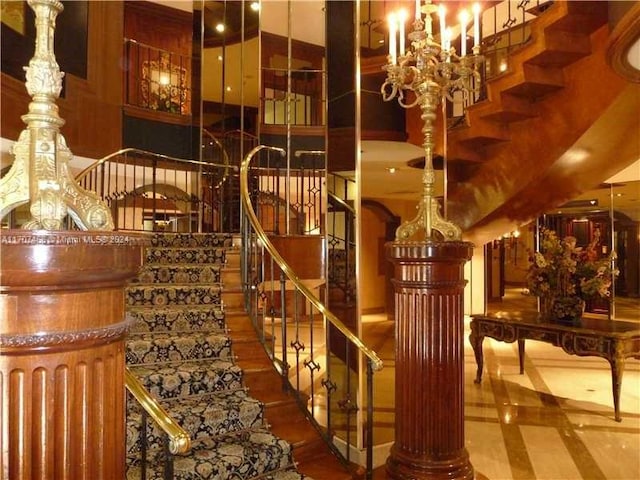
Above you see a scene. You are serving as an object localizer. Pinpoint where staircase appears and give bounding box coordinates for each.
[124,232,355,479]
[445,1,634,243]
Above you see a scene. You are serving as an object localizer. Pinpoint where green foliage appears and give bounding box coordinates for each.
[526,228,617,301]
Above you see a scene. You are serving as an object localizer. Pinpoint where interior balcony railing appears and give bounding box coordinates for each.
[248,149,326,236]
[360,0,551,118]
[240,145,383,479]
[125,38,192,116]
[262,67,326,127]
[327,172,357,306]
[74,135,232,233]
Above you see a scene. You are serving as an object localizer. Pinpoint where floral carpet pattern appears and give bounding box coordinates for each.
[125,233,312,480]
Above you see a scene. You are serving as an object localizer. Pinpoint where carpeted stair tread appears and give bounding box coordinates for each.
[133,264,222,284]
[126,284,222,307]
[260,467,314,480]
[125,232,322,480]
[126,389,265,455]
[128,360,243,399]
[145,247,227,265]
[126,332,233,365]
[126,428,298,480]
[128,306,226,333]
[150,233,234,248]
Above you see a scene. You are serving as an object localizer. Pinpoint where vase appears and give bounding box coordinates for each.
[550,296,585,325]
[539,296,554,318]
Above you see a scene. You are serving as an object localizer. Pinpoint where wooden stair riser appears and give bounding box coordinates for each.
[449,0,609,171]
[222,290,245,309]
[527,29,593,67]
[222,268,242,288]
[225,250,241,268]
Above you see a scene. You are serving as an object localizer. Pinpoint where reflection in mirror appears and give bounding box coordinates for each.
[195,0,260,231]
[496,162,640,322]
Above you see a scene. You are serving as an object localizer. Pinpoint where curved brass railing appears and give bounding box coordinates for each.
[75,146,234,184]
[328,191,355,215]
[240,144,382,480]
[74,145,237,232]
[125,367,191,455]
[240,145,382,371]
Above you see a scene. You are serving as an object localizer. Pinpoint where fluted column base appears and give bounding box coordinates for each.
[385,240,474,480]
[1,231,146,480]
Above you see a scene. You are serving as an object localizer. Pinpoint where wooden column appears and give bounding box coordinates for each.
[0,231,146,480]
[385,240,474,480]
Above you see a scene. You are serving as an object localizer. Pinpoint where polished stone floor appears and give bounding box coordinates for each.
[364,289,640,479]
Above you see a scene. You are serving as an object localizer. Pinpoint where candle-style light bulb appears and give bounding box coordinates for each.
[399,9,407,56]
[415,0,421,20]
[459,9,469,57]
[445,27,452,59]
[388,13,397,65]
[438,5,446,50]
[473,3,481,48]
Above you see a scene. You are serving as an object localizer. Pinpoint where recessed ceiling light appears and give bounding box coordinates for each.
[226,86,232,92]
[217,55,223,61]
[387,167,397,174]
[216,23,225,33]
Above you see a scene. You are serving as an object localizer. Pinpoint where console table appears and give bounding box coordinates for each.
[469,312,640,422]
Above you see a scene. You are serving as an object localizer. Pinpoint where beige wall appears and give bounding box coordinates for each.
[359,206,387,313]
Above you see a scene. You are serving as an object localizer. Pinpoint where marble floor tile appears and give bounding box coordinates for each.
[367,287,640,479]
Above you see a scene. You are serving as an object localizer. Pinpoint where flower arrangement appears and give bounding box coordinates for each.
[526,228,617,319]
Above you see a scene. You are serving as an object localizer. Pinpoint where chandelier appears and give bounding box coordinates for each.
[381,0,483,241]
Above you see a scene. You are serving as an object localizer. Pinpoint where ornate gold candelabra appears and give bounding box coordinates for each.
[382,0,482,241]
[0,0,113,230]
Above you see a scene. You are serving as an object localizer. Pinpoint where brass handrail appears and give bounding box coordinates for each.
[125,368,191,455]
[75,147,236,184]
[328,191,356,215]
[240,145,383,372]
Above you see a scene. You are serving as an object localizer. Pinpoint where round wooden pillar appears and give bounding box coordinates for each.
[1,231,146,480]
[385,240,474,480]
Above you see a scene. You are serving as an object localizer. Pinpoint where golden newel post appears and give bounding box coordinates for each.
[383,2,481,478]
[0,1,145,477]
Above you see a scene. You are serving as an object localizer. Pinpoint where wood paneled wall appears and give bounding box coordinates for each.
[124,1,192,57]
[1,1,124,159]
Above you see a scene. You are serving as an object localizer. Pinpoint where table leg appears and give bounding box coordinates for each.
[609,354,625,422]
[469,322,484,384]
[518,339,525,374]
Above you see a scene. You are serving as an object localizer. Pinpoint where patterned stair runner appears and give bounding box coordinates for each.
[125,233,312,480]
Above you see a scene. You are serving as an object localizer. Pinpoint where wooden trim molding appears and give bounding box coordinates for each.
[0,318,133,354]
[124,104,193,126]
[607,2,640,83]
